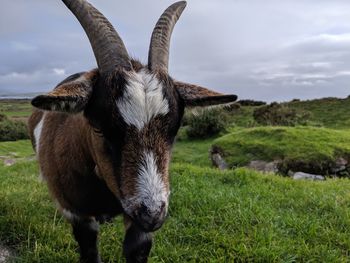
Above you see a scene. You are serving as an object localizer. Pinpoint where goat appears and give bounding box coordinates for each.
[28,0,237,262]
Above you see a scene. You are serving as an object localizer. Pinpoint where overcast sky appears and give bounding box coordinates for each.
[1,0,350,102]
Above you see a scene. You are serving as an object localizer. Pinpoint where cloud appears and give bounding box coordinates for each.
[53,68,66,76]
[1,0,350,102]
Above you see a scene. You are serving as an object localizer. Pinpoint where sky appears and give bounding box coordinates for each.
[1,0,350,102]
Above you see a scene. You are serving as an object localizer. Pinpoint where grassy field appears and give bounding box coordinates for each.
[289,97,350,129]
[1,141,350,262]
[0,100,32,120]
[0,140,33,159]
[1,98,350,262]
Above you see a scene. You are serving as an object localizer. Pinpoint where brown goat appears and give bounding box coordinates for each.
[28,1,237,262]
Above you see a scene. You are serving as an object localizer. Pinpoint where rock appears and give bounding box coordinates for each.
[293,172,325,181]
[3,159,15,167]
[247,160,279,173]
[211,153,228,170]
[0,245,10,263]
[210,146,228,170]
[330,158,348,174]
[287,170,295,177]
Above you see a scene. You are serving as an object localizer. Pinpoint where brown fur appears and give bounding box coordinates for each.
[174,80,237,106]
[28,110,122,217]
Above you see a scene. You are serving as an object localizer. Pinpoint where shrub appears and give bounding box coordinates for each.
[0,114,7,122]
[181,110,192,127]
[238,100,267,106]
[253,102,311,126]
[223,103,241,112]
[186,108,228,139]
[0,114,29,141]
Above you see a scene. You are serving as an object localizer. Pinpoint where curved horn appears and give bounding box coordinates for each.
[148,1,187,72]
[62,0,131,73]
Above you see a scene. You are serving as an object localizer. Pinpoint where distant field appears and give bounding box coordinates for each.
[0,99,32,120]
[225,97,350,129]
[2,96,350,128]
[289,97,350,129]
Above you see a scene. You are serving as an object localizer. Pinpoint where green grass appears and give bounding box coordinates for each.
[172,138,214,167]
[227,106,257,127]
[288,97,350,129]
[4,111,32,118]
[1,159,350,262]
[0,140,34,159]
[225,97,350,129]
[1,96,350,262]
[213,126,350,169]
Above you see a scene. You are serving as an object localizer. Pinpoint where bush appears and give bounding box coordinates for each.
[223,103,241,112]
[0,114,29,141]
[253,102,311,126]
[186,108,228,139]
[238,100,267,106]
[181,110,192,127]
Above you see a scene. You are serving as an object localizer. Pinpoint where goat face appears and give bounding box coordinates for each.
[86,68,183,232]
[31,0,237,232]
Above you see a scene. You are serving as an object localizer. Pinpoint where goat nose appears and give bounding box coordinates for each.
[135,202,167,232]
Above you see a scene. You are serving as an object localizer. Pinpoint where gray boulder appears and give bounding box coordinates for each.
[247,160,279,174]
[210,146,228,170]
[330,157,348,174]
[293,172,325,181]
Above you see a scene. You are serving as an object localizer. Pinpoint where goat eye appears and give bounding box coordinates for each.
[93,128,104,137]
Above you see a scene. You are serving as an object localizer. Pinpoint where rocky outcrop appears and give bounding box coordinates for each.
[210,146,228,170]
[330,158,348,175]
[292,172,325,181]
[247,160,279,174]
[209,146,350,179]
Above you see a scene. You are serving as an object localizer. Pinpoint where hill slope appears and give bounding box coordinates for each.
[213,126,350,175]
[230,97,350,129]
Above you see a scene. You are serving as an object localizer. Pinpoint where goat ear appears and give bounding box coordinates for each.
[31,70,98,113]
[174,81,237,107]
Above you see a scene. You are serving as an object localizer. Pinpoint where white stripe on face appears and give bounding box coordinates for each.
[117,70,169,130]
[122,151,169,216]
[33,113,45,154]
[34,113,46,180]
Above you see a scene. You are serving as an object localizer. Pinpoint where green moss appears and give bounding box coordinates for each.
[213,126,350,170]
